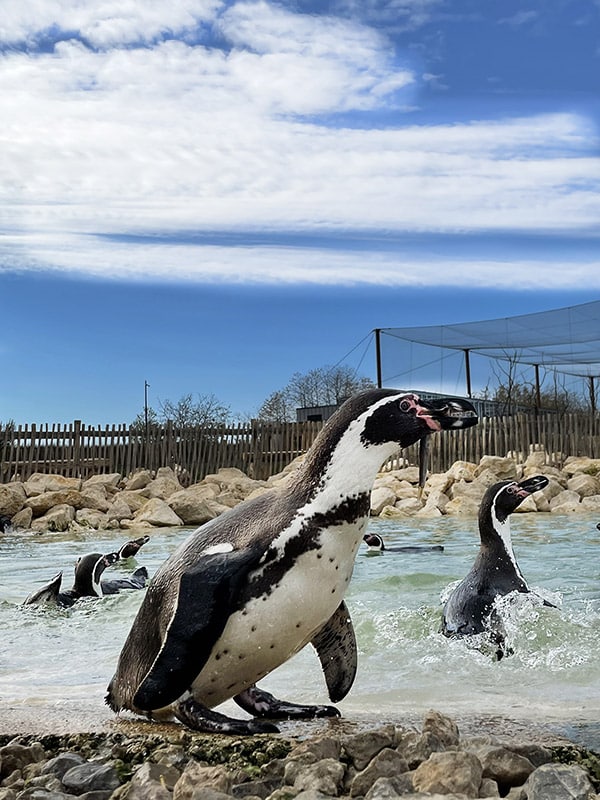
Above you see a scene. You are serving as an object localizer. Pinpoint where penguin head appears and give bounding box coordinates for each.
[483,475,549,526]
[363,533,385,551]
[118,535,150,559]
[73,551,119,597]
[360,391,478,450]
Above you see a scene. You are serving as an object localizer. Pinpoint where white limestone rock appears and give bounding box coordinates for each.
[12,506,33,529]
[370,487,398,516]
[389,466,421,484]
[581,495,600,512]
[444,461,477,483]
[448,480,486,503]
[83,473,122,492]
[0,482,26,516]
[125,469,153,490]
[445,495,481,516]
[168,485,223,525]
[24,473,82,496]
[118,490,151,513]
[567,473,600,498]
[524,448,548,470]
[107,498,134,522]
[76,508,110,529]
[562,456,600,476]
[134,498,183,527]
[549,490,581,514]
[475,456,519,481]
[31,503,76,532]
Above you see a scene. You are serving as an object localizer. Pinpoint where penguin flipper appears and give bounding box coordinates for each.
[134,545,263,711]
[101,567,149,594]
[311,600,357,702]
[23,572,63,606]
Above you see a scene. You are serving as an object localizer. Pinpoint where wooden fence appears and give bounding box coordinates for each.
[1,412,599,485]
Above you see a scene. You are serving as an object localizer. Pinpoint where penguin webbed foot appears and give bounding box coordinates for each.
[174,696,279,735]
[234,685,341,720]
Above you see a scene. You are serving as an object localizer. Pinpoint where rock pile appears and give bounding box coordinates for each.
[1,711,598,800]
[1,448,600,533]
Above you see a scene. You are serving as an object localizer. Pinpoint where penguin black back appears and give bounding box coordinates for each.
[441,475,550,650]
[107,389,478,735]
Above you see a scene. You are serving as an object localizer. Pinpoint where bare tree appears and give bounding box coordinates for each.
[132,393,230,428]
[256,391,292,423]
[257,365,374,422]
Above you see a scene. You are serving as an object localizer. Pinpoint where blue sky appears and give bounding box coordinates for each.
[1,0,599,424]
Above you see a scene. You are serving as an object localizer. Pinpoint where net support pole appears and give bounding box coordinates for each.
[464,349,472,398]
[374,329,383,388]
[589,376,597,414]
[534,365,541,411]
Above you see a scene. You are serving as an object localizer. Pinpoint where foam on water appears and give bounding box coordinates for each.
[1,513,599,746]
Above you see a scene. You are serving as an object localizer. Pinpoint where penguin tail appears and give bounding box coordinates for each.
[105,678,122,712]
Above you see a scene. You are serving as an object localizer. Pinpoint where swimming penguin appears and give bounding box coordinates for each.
[117,535,150,560]
[0,513,13,533]
[24,552,121,607]
[24,541,149,607]
[100,565,149,595]
[106,389,477,735]
[363,533,444,554]
[440,475,552,656]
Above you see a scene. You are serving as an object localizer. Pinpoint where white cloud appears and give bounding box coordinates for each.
[0,0,221,47]
[498,10,539,27]
[3,232,599,290]
[0,0,599,288]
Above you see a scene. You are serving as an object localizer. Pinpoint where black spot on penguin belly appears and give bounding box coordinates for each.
[242,493,370,603]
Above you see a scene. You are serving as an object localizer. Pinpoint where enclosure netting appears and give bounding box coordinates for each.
[378,299,600,400]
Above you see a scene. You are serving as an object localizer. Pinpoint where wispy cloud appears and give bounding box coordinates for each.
[0,0,221,47]
[1,0,599,288]
[498,10,539,27]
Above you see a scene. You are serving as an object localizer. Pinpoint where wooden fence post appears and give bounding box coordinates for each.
[73,420,82,478]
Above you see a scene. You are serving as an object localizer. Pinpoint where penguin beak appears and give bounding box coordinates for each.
[409,396,478,432]
[516,475,549,497]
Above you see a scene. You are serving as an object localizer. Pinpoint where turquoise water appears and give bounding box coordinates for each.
[1,513,599,746]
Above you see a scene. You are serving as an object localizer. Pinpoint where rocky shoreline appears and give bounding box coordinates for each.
[1,448,600,533]
[1,711,599,800]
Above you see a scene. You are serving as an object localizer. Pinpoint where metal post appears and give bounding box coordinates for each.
[464,349,472,398]
[589,376,596,414]
[374,329,382,388]
[144,381,150,439]
[534,365,541,411]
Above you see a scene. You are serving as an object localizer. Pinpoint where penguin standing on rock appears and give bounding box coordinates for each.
[441,475,553,657]
[107,389,478,735]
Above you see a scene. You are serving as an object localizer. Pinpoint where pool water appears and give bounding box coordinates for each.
[1,513,599,746]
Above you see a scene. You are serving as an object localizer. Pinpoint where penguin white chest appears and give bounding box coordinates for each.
[191,520,365,708]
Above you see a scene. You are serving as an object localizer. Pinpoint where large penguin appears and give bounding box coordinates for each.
[441,475,553,656]
[107,389,477,735]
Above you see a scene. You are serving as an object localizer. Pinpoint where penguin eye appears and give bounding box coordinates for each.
[506,486,517,495]
[399,399,412,412]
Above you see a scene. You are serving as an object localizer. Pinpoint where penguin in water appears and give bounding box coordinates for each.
[363,533,444,554]
[24,538,150,607]
[117,535,150,560]
[106,389,478,735]
[0,514,13,533]
[440,475,553,657]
